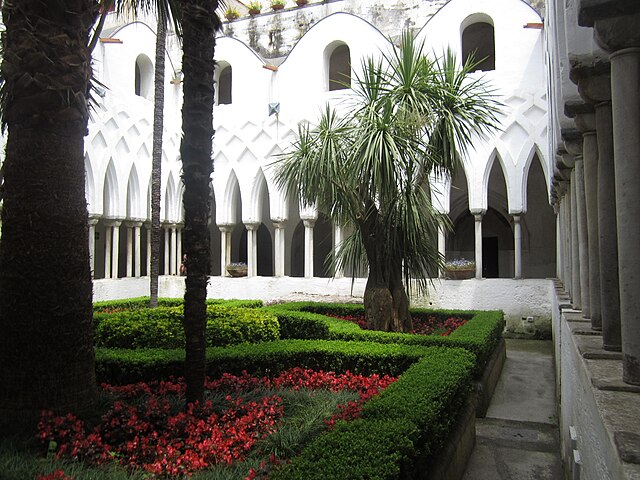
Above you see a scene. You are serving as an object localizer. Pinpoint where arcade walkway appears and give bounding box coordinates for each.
[463,339,564,479]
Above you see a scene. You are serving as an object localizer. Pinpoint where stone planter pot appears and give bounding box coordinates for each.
[271,4,285,11]
[445,267,475,280]
[226,266,248,277]
[248,8,261,15]
[296,0,308,6]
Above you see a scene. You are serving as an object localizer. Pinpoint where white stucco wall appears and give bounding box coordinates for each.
[93,276,554,335]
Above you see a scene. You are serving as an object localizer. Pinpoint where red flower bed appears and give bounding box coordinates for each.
[37,369,396,479]
[326,312,468,335]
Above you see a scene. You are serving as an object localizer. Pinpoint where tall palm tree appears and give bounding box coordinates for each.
[149,12,167,308]
[276,32,500,332]
[179,0,219,404]
[0,0,99,422]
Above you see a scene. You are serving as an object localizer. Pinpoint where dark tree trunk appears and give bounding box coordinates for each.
[180,0,219,405]
[361,219,412,333]
[0,0,98,424]
[149,14,167,308]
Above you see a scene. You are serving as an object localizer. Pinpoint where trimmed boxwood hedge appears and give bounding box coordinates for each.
[93,297,263,313]
[266,302,504,374]
[267,345,475,480]
[94,305,278,349]
[94,341,474,480]
[95,340,429,383]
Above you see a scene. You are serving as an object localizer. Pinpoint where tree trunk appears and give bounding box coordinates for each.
[362,222,412,333]
[149,14,166,308]
[180,0,219,405]
[0,0,98,424]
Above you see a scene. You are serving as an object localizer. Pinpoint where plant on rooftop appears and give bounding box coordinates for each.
[248,1,263,14]
[225,6,240,20]
[274,31,500,333]
[271,0,286,9]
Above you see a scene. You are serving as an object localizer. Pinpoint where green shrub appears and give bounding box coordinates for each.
[95,305,278,349]
[268,346,474,480]
[266,302,504,374]
[93,297,262,313]
[270,419,417,480]
[95,340,427,384]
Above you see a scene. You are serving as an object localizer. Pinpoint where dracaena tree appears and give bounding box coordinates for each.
[276,32,500,332]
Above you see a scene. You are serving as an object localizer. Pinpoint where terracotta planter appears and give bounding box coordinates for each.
[445,267,475,280]
[248,8,261,15]
[226,266,248,277]
[271,4,285,10]
[296,0,308,5]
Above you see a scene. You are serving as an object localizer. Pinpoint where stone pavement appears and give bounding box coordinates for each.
[462,339,565,480]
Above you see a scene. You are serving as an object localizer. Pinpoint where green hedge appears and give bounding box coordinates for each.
[95,340,427,384]
[269,345,475,480]
[93,297,263,313]
[266,302,503,374]
[94,305,278,349]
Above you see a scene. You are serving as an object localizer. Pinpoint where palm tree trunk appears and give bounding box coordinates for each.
[149,13,167,308]
[0,0,98,424]
[180,0,219,404]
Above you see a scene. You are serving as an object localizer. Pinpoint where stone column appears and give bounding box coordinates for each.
[104,224,112,279]
[333,223,344,279]
[610,47,640,381]
[471,210,484,279]
[303,219,316,278]
[134,222,142,277]
[575,107,606,330]
[170,225,177,275]
[575,158,591,318]
[126,224,134,278]
[513,214,522,279]
[563,191,572,293]
[164,225,171,275]
[583,129,602,329]
[570,171,582,309]
[585,0,640,382]
[111,221,121,279]
[245,222,259,277]
[88,217,99,278]
[438,219,447,278]
[176,225,183,275]
[273,221,287,277]
[219,224,233,276]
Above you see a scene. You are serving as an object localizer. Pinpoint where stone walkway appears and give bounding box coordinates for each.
[462,339,565,480]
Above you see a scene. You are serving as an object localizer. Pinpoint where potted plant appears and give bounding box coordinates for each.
[226,262,248,277]
[270,0,286,10]
[248,1,262,15]
[295,0,308,5]
[444,258,476,280]
[224,6,240,21]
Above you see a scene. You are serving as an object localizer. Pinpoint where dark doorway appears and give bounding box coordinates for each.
[483,236,499,278]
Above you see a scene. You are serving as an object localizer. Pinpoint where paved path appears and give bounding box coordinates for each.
[462,339,564,480]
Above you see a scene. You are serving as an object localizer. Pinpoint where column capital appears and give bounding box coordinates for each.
[578,0,640,27]
[469,209,485,218]
[511,213,522,222]
[303,218,316,228]
[244,221,260,231]
[594,13,640,51]
[561,129,583,159]
[569,56,611,104]
[272,219,288,229]
[124,220,144,228]
[564,101,597,133]
[88,216,100,226]
[103,218,123,228]
[218,223,235,233]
